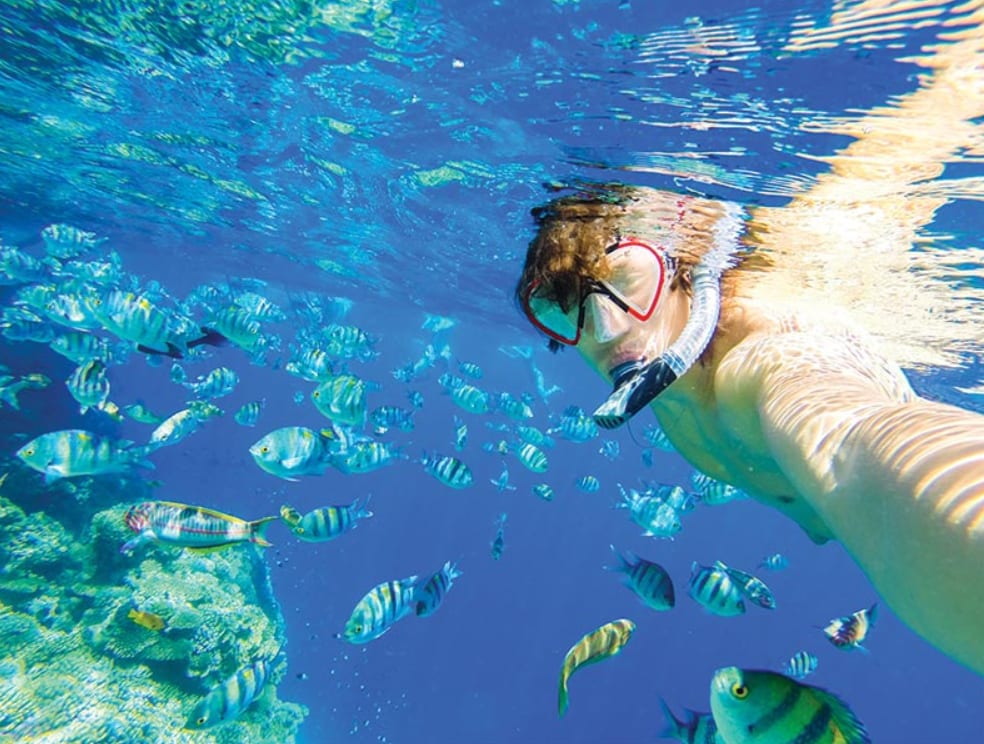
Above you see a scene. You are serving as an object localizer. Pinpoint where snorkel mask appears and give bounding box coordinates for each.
[592,202,747,429]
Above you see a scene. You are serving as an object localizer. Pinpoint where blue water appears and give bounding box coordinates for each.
[2,0,983,742]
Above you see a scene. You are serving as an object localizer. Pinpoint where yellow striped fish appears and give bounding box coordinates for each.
[185,658,270,729]
[710,667,870,744]
[557,618,635,717]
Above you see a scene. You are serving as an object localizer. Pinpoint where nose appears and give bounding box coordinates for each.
[584,293,633,343]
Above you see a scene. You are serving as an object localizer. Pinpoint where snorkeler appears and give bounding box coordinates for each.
[515,185,984,678]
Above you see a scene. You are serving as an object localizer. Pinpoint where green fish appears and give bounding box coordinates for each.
[185,659,270,729]
[249,426,340,480]
[16,429,153,484]
[709,667,870,744]
[557,618,635,717]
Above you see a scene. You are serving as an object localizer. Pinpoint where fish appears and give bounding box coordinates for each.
[716,561,776,610]
[709,667,870,744]
[279,495,373,542]
[120,501,277,555]
[370,405,415,434]
[458,361,483,379]
[490,464,517,493]
[575,475,600,493]
[658,697,724,744]
[557,618,635,717]
[783,650,819,680]
[185,658,270,729]
[0,371,50,410]
[148,407,209,449]
[550,405,598,443]
[758,553,789,571]
[687,561,745,617]
[599,440,621,461]
[515,424,554,449]
[452,415,468,451]
[643,424,675,451]
[127,608,165,632]
[311,374,371,427]
[691,472,746,506]
[50,331,127,365]
[335,439,405,474]
[449,383,490,414]
[413,560,463,618]
[16,429,153,485]
[122,401,166,425]
[180,366,239,400]
[285,346,334,381]
[497,391,534,421]
[515,442,548,473]
[490,513,507,560]
[65,359,111,414]
[322,323,378,361]
[249,426,340,481]
[234,399,266,427]
[532,483,555,502]
[606,546,674,611]
[421,452,473,489]
[822,603,878,652]
[336,576,419,644]
[617,487,682,539]
[407,390,424,409]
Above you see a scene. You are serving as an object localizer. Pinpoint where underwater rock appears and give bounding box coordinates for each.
[0,490,307,742]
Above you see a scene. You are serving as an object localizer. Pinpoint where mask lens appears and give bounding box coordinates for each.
[603,242,666,319]
[525,290,579,344]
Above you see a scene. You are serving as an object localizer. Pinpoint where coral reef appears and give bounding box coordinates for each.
[0,473,307,743]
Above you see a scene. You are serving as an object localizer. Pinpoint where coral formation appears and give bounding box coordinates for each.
[0,468,307,743]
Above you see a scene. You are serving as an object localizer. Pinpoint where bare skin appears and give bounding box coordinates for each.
[570,249,984,675]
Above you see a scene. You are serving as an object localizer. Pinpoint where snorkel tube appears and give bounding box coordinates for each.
[592,203,746,429]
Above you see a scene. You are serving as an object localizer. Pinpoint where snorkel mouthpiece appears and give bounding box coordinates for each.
[592,202,746,429]
[594,359,679,429]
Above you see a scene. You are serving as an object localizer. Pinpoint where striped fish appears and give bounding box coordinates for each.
[710,667,870,744]
[659,697,723,744]
[120,501,277,555]
[558,618,635,717]
[16,429,153,485]
[311,374,370,427]
[515,442,548,473]
[337,576,419,644]
[450,383,490,414]
[182,366,239,400]
[65,359,110,414]
[688,561,745,617]
[234,399,265,427]
[783,650,819,680]
[422,452,473,488]
[758,553,789,571]
[716,561,776,610]
[532,483,555,501]
[823,603,878,652]
[414,560,463,617]
[575,475,600,493]
[549,405,598,443]
[185,658,270,729]
[279,496,373,542]
[336,440,404,474]
[606,546,675,611]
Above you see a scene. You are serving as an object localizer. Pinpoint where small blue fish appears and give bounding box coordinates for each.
[337,576,418,644]
[414,561,463,617]
[490,463,517,493]
[599,440,620,461]
[658,698,724,744]
[458,361,483,379]
[783,650,819,680]
[490,513,507,560]
[606,546,674,611]
[758,553,789,571]
[453,415,468,451]
[185,658,270,729]
[532,483,555,502]
[422,452,473,489]
[279,495,373,542]
[550,405,598,443]
[234,399,266,427]
[575,475,600,493]
[688,561,745,617]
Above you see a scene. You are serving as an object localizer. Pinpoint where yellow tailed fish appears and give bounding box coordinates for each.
[557,618,635,717]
